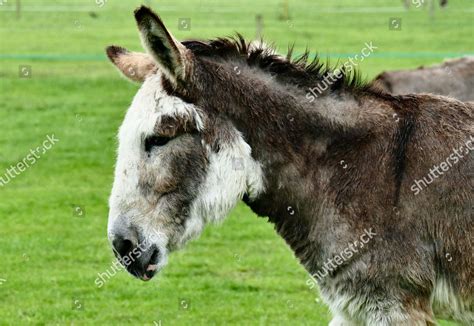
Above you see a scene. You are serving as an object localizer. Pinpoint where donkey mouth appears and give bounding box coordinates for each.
[142,263,158,281]
[139,249,160,281]
[122,247,160,281]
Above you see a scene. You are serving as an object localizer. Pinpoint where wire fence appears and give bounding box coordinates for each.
[0,1,472,61]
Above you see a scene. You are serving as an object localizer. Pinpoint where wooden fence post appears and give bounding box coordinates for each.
[16,0,21,19]
[256,14,263,40]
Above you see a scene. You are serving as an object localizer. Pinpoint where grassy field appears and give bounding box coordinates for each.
[0,0,472,324]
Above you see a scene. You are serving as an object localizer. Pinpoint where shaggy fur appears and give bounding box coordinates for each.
[106,6,473,325]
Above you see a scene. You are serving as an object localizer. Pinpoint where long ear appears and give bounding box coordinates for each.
[106,45,157,83]
[134,6,189,85]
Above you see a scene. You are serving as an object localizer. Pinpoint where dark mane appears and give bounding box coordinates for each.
[182,34,373,94]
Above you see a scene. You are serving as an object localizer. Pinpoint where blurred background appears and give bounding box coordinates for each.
[0,0,472,324]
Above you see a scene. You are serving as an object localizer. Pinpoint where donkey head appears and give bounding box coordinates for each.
[106,6,265,281]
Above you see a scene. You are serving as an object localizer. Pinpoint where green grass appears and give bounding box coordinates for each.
[0,0,472,324]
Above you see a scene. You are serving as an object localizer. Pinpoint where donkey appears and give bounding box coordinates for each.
[373,57,474,102]
[105,6,473,325]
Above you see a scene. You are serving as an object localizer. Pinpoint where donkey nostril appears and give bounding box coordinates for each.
[112,237,133,259]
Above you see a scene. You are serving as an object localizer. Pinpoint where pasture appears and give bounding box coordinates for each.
[0,0,472,324]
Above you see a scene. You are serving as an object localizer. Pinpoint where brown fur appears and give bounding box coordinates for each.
[107,6,473,325]
[374,57,474,102]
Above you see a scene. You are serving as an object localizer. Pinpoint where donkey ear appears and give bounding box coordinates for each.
[106,45,157,83]
[134,6,189,85]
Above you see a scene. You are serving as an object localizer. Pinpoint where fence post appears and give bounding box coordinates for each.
[256,14,263,40]
[429,0,435,18]
[16,0,21,19]
[282,0,289,20]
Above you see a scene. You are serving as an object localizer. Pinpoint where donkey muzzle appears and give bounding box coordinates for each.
[110,234,161,281]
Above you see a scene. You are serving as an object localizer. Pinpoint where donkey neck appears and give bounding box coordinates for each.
[189,59,390,270]
[193,64,387,271]
[234,92,395,273]
[240,117,374,273]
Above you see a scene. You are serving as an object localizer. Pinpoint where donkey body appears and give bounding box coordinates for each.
[106,6,473,325]
[374,57,474,102]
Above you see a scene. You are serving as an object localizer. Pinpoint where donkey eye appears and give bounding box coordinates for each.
[144,135,171,152]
